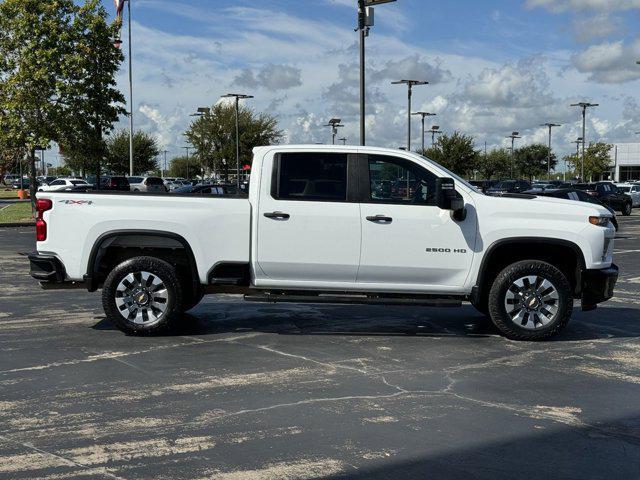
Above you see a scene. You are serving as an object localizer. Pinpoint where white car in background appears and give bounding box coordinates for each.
[38,178,90,192]
[128,176,167,193]
[616,183,640,207]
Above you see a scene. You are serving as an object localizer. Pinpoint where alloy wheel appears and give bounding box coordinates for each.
[504,275,559,330]
[115,271,169,325]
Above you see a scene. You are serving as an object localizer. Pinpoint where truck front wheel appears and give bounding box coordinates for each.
[102,256,183,335]
[488,260,573,341]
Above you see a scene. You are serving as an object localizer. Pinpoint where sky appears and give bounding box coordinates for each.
[95,0,640,165]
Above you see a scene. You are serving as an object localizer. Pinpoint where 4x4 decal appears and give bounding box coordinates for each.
[59,200,94,205]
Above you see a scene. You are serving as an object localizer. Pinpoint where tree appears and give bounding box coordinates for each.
[184,102,282,180]
[0,0,124,203]
[105,130,160,175]
[513,144,557,180]
[477,149,511,180]
[168,156,198,179]
[0,0,76,204]
[58,0,125,186]
[419,132,479,177]
[566,142,612,182]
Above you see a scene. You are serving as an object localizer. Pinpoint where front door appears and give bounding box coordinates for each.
[358,154,477,290]
[256,151,361,284]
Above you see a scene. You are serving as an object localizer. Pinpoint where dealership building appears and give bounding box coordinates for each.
[609,143,640,182]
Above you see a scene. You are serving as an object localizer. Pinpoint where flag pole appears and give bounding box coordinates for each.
[127,0,134,176]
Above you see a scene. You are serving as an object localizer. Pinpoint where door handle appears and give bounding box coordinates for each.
[366,215,393,223]
[264,211,290,220]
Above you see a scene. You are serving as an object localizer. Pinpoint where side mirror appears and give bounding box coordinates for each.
[436,177,466,220]
[436,177,459,210]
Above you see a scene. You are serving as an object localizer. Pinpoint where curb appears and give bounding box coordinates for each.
[0,223,34,228]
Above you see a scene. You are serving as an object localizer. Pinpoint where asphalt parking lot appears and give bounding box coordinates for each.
[1,214,640,480]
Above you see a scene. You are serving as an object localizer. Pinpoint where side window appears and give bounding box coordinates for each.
[367,155,437,206]
[50,180,64,186]
[273,152,348,202]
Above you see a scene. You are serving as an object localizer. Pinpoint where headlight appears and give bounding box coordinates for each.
[589,216,611,227]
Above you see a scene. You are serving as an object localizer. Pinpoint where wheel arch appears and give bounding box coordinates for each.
[85,230,199,292]
[473,237,586,303]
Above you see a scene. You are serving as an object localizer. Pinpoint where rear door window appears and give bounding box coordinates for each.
[273,152,348,202]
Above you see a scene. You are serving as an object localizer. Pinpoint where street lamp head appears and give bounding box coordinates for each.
[197,107,210,114]
[571,102,599,108]
[412,112,437,118]
[541,123,562,128]
[392,80,429,86]
[326,118,343,126]
[365,0,397,5]
[431,125,440,131]
[221,93,254,100]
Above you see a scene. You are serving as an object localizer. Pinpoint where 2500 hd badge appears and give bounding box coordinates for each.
[425,248,468,254]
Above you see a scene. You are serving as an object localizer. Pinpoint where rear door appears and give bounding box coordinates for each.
[357,154,477,289]
[256,151,361,284]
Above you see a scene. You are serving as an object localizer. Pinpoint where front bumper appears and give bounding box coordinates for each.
[581,264,618,310]
[28,253,66,283]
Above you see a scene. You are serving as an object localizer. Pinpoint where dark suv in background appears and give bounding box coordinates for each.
[574,182,633,216]
[486,180,532,195]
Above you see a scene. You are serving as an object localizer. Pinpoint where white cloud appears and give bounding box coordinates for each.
[572,39,640,83]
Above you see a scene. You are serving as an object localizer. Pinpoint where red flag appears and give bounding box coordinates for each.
[114,0,125,18]
[114,0,125,49]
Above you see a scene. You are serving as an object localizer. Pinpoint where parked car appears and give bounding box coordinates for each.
[128,176,167,193]
[615,183,640,208]
[573,182,633,216]
[37,176,58,186]
[468,180,498,193]
[30,145,618,341]
[38,178,90,192]
[524,188,619,231]
[170,184,234,195]
[3,174,20,186]
[486,180,532,195]
[103,176,130,191]
[11,178,32,189]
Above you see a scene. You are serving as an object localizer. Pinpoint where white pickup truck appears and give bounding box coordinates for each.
[29,145,618,340]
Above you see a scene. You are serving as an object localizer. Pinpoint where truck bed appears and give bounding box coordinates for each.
[36,191,251,283]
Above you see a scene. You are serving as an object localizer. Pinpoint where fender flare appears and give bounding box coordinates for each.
[472,237,587,302]
[84,229,199,292]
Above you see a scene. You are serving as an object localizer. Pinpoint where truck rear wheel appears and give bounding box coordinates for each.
[488,260,573,341]
[102,256,183,335]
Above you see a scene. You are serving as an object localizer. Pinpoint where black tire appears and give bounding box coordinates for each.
[488,260,573,341]
[621,202,632,216]
[102,256,183,335]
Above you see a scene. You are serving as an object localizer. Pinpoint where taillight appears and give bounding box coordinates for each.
[36,198,53,242]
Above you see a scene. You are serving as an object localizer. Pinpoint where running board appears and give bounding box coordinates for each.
[244,293,462,307]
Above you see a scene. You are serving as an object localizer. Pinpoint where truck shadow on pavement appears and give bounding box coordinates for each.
[92,304,640,342]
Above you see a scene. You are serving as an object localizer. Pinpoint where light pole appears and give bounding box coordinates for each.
[221,93,254,190]
[391,80,428,151]
[162,150,168,178]
[540,123,562,180]
[412,112,436,152]
[506,131,521,178]
[324,118,344,145]
[357,0,398,146]
[570,137,583,181]
[339,137,348,145]
[429,125,442,147]
[571,102,598,181]
[182,146,191,179]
